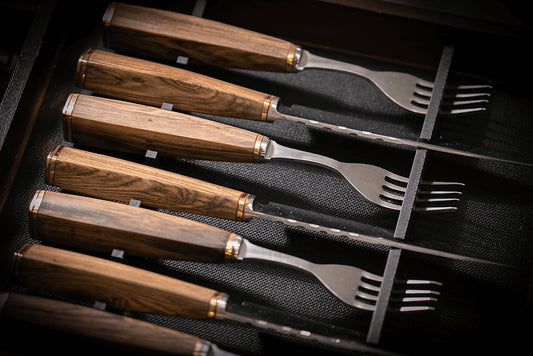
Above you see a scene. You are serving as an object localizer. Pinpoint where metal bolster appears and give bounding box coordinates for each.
[62,94,79,141]
[28,190,46,241]
[192,341,211,356]
[76,49,94,88]
[265,97,286,121]
[224,234,243,261]
[260,95,275,121]
[253,135,270,160]
[286,45,302,72]
[207,292,229,319]
[11,243,34,281]
[102,3,117,27]
[236,193,255,221]
[101,3,117,48]
[45,145,64,186]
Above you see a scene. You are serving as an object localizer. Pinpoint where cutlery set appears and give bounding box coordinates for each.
[3,2,517,355]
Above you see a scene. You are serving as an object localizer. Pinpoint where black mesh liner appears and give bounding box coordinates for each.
[1,1,532,355]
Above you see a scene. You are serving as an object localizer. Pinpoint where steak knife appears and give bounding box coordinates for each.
[43,145,500,264]
[74,48,530,167]
[11,243,399,355]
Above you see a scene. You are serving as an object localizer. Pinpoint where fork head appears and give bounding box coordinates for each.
[342,164,464,212]
[372,71,492,115]
[312,263,441,312]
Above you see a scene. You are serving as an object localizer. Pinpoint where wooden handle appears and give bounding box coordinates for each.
[63,93,267,162]
[76,48,276,121]
[103,2,300,72]
[30,190,239,263]
[10,244,225,319]
[0,292,209,354]
[44,145,253,221]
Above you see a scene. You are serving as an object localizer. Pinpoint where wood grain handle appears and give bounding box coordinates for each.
[63,93,268,162]
[30,190,240,263]
[0,292,210,355]
[103,2,300,72]
[76,48,277,121]
[10,244,225,319]
[44,145,253,221]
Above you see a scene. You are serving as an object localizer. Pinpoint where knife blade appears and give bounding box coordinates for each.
[74,48,531,167]
[11,243,400,356]
[43,145,503,265]
[0,292,236,355]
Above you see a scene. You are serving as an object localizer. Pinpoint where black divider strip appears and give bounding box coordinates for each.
[366,45,455,344]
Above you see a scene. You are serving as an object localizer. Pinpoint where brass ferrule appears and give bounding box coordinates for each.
[45,145,64,186]
[235,193,254,221]
[192,341,211,356]
[260,95,275,121]
[286,45,302,72]
[102,3,117,48]
[11,243,34,281]
[102,2,117,27]
[28,190,46,241]
[224,234,243,261]
[252,135,270,161]
[207,292,229,319]
[62,94,79,141]
[76,49,94,89]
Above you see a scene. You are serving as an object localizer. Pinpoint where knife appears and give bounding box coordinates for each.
[0,292,236,355]
[74,48,531,167]
[29,190,444,311]
[10,243,400,355]
[43,145,501,265]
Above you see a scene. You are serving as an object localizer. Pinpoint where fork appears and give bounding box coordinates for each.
[62,94,465,212]
[102,2,492,115]
[264,139,464,211]
[31,190,442,312]
[298,50,492,115]
[233,237,442,312]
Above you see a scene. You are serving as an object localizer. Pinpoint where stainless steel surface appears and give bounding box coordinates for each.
[214,295,401,356]
[267,98,532,166]
[230,237,441,311]
[242,197,504,264]
[296,49,492,115]
[206,343,241,356]
[262,139,464,211]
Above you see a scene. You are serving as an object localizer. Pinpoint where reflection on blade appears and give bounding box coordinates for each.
[218,298,402,356]
[248,209,506,266]
[278,111,532,167]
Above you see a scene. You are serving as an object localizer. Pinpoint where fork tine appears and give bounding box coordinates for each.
[380,190,405,201]
[414,195,461,211]
[443,98,490,106]
[414,86,432,98]
[382,182,407,194]
[389,279,441,312]
[359,281,381,294]
[386,172,409,184]
[356,290,379,302]
[418,189,463,195]
[416,79,434,89]
[376,199,403,211]
[446,93,491,100]
[446,84,493,91]
[415,206,458,212]
[420,181,465,187]
[402,296,439,303]
[416,197,460,203]
[441,107,488,115]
